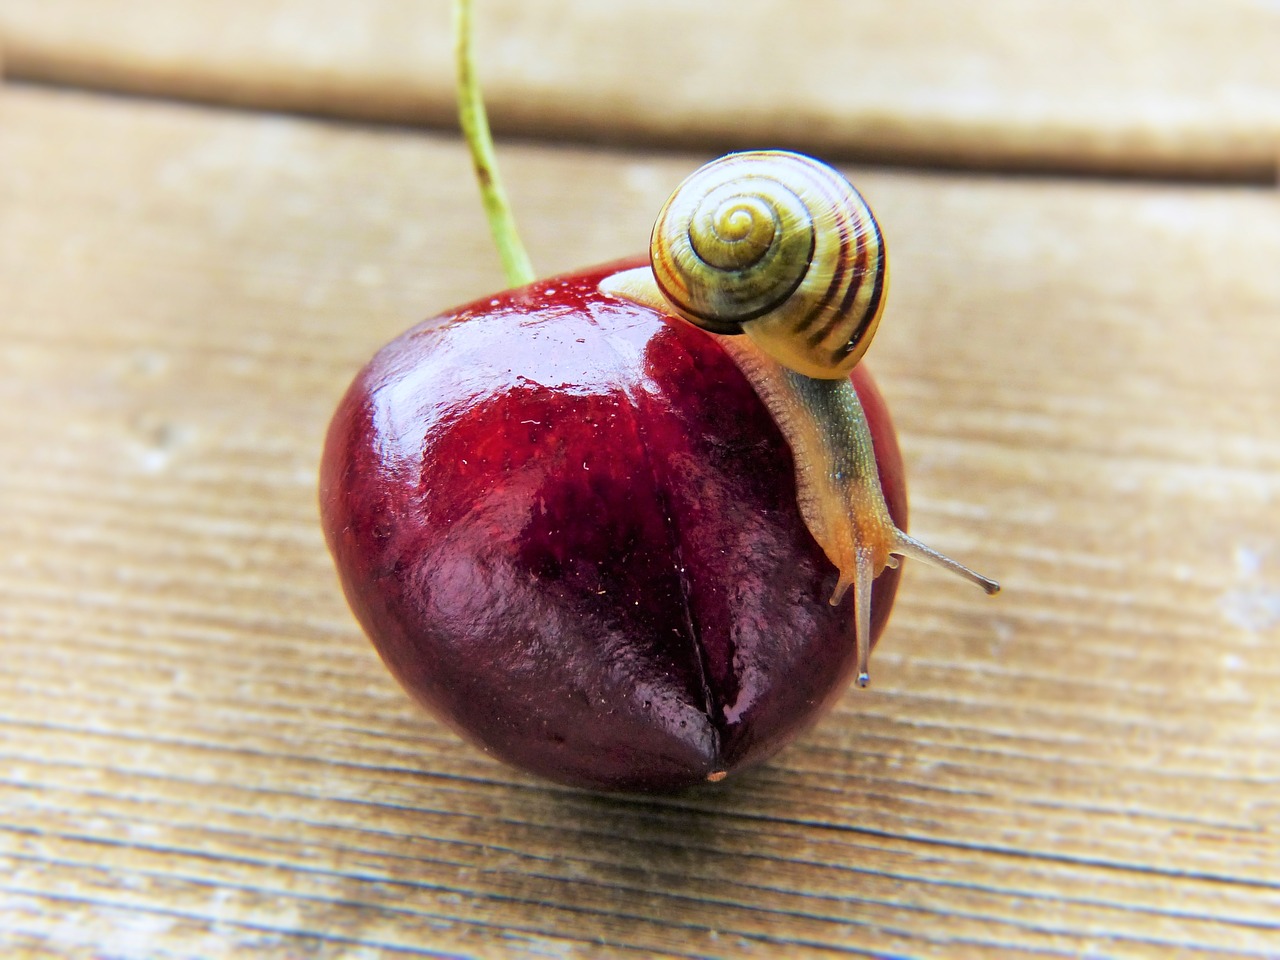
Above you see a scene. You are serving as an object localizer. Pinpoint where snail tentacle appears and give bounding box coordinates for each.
[854,545,874,687]
[888,533,1001,596]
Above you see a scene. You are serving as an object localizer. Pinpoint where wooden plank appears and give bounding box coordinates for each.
[0,0,1277,179]
[1,84,1278,957]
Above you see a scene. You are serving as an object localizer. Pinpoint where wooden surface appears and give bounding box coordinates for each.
[1,0,1278,178]
[2,5,1280,958]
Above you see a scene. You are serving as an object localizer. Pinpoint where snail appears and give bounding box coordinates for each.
[600,150,999,687]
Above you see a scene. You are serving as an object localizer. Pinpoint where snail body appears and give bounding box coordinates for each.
[601,151,997,685]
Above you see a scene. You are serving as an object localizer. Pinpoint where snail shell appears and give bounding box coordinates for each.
[650,150,888,380]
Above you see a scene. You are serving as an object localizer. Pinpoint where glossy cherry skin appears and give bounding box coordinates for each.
[320,257,907,792]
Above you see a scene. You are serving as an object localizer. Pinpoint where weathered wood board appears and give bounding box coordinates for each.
[2,84,1278,955]
[2,0,1277,178]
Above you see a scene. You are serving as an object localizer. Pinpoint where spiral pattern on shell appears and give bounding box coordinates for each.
[650,150,888,380]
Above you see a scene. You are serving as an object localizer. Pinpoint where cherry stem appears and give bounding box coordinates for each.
[454,0,536,288]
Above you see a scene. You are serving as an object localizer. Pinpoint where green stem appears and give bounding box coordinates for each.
[454,0,535,288]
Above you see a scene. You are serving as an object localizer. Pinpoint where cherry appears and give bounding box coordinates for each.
[320,257,906,791]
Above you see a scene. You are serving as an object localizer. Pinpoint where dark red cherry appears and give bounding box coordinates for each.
[320,257,907,792]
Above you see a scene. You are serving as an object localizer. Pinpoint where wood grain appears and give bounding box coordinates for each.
[1,0,1277,179]
[1,83,1279,957]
